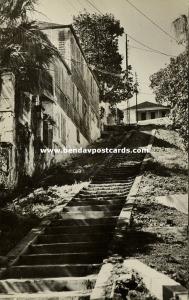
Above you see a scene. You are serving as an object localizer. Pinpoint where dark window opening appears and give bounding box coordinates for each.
[43,121,48,147]
[43,121,53,148]
[141,112,146,120]
[61,115,66,146]
[162,111,166,117]
[151,111,156,119]
[77,128,80,143]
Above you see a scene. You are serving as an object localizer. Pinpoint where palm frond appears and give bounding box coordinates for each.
[0,0,37,25]
[0,17,62,94]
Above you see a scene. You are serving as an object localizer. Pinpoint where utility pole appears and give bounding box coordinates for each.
[125,33,130,125]
[135,89,138,123]
[134,73,139,124]
[125,34,128,73]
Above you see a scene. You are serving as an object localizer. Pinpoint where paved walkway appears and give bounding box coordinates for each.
[156,194,188,214]
[0,130,150,299]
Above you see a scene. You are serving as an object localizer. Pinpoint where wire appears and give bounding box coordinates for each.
[123,0,179,43]
[84,0,103,14]
[128,34,176,57]
[72,0,178,59]
[75,0,87,11]
[130,45,176,57]
[68,0,80,13]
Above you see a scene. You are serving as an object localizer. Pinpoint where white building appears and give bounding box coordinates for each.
[123,101,170,124]
[0,23,100,190]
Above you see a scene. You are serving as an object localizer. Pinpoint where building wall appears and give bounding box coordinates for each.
[43,26,100,143]
[137,109,167,121]
[123,107,169,124]
[123,108,136,124]
[0,26,100,190]
[0,73,17,189]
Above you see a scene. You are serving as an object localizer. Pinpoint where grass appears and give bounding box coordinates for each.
[126,128,188,288]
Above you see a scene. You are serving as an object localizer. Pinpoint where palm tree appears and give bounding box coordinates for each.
[0,0,61,94]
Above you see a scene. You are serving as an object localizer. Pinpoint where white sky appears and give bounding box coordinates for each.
[35,0,188,107]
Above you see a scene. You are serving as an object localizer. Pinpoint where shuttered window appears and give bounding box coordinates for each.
[61,114,66,146]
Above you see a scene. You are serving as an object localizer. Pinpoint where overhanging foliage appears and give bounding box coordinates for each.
[73,12,134,104]
[150,51,188,148]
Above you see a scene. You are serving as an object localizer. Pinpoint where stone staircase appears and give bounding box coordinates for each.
[0,130,148,299]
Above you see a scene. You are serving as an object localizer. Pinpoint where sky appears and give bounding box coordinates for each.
[34,0,188,107]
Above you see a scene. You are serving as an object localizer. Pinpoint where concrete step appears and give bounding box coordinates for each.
[45,224,115,234]
[0,275,96,294]
[18,253,105,265]
[85,185,128,190]
[95,173,135,177]
[50,217,117,227]
[97,170,139,175]
[92,179,133,183]
[94,175,136,180]
[75,192,129,198]
[79,188,129,194]
[68,199,124,206]
[58,211,120,219]
[0,291,91,299]
[63,205,122,213]
[96,167,139,171]
[36,233,113,244]
[29,242,109,254]
[72,195,127,201]
[88,183,130,187]
[5,264,100,278]
[82,190,128,195]
[79,188,130,193]
[85,190,129,194]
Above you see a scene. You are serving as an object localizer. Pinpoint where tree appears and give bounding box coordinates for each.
[73,12,134,104]
[150,51,188,148]
[0,0,61,94]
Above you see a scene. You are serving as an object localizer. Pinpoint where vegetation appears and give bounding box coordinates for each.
[115,271,157,300]
[131,128,188,288]
[0,0,60,94]
[150,51,188,148]
[150,14,188,148]
[73,12,134,104]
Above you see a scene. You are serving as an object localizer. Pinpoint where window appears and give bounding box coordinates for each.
[43,121,53,148]
[58,114,61,139]
[76,128,80,143]
[79,95,83,115]
[76,88,79,111]
[19,93,31,124]
[58,31,66,56]
[151,111,156,119]
[90,77,93,94]
[73,84,75,106]
[162,111,166,117]
[141,112,146,120]
[82,100,88,127]
[42,71,54,95]
[61,114,66,145]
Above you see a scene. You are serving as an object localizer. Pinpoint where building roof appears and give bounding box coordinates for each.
[37,22,99,87]
[125,101,169,110]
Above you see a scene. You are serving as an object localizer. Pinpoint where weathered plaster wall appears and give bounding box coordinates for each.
[0,73,17,189]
